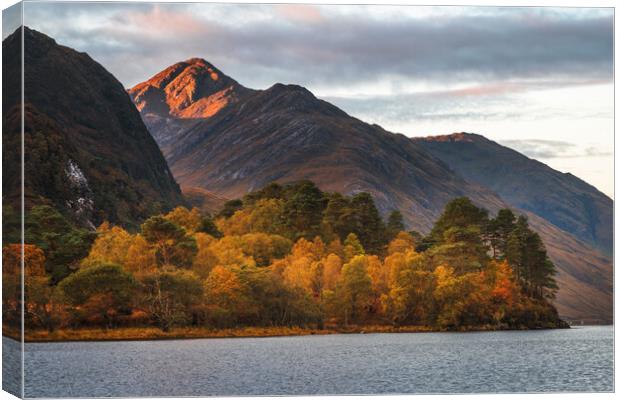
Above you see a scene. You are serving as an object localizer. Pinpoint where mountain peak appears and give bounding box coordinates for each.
[4,27,59,60]
[129,58,247,119]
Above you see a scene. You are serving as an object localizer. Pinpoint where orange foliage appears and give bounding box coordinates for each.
[3,244,46,276]
[387,231,416,255]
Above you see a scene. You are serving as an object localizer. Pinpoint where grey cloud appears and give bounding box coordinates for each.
[324,89,526,132]
[500,139,613,159]
[19,3,614,90]
[2,3,22,39]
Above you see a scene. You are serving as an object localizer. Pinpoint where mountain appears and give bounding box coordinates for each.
[128,58,252,156]
[129,61,505,231]
[2,27,185,229]
[414,133,613,256]
[129,60,612,323]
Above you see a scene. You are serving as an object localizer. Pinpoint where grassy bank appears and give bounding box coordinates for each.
[4,323,562,343]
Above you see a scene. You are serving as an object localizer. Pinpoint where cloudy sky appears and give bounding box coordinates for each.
[7,2,614,197]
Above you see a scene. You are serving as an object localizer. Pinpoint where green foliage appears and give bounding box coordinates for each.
[322,192,352,240]
[218,199,243,219]
[242,182,285,205]
[141,215,197,268]
[58,263,136,327]
[425,197,489,249]
[488,209,516,259]
[281,180,326,240]
[198,215,222,238]
[2,205,21,244]
[386,210,405,240]
[139,269,204,331]
[25,275,63,332]
[239,233,292,267]
[505,216,558,299]
[25,205,96,283]
[427,226,489,273]
[348,193,387,254]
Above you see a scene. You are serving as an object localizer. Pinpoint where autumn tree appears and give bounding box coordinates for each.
[322,253,343,292]
[433,265,491,328]
[238,265,320,328]
[487,260,519,324]
[3,244,48,327]
[203,266,255,327]
[81,223,132,267]
[25,275,65,332]
[383,268,435,327]
[217,198,285,236]
[387,231,416,255]
[343,233,365,262]
[125,234,157,276]
[206,236,256,269]
[165,206,220,237]
[141,216,197,268]
[335,255,373,325]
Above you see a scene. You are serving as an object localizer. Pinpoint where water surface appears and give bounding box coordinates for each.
[15,325,613,397]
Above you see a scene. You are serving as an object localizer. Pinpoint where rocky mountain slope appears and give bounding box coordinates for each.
[3,27,185,229]
[415,133,613,256]
[130,60,612,323]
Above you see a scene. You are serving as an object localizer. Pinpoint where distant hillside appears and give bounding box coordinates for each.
[183,186,228,216]
[129,59,612,323]
[414,133,612,256]
[2,27,185,229]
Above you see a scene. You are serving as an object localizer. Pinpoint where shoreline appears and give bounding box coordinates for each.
[4,323,571,343]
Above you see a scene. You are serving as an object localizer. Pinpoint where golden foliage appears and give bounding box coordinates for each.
[125,235,157,275]
[217,198,284,236]
[82,223,132,267]
[164,207,204,234]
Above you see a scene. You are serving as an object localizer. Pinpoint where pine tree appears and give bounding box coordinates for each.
[386,210,405,240]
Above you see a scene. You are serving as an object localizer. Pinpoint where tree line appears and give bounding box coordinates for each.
[2,180,566,333]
